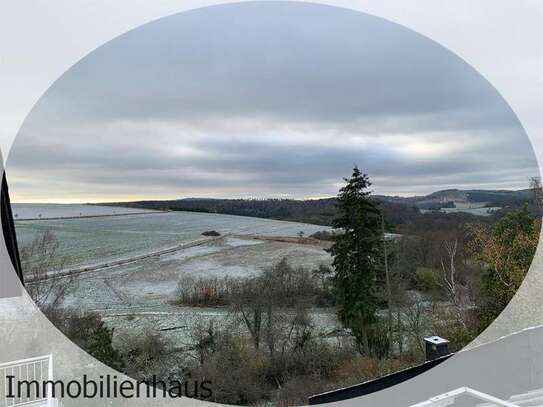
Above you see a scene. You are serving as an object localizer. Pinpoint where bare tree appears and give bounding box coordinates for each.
[531,176,543,216]
[189,318,219,365]
[382,215,393,357]
[402,294,431,356]
[231,276,265,350]
[20,229,76,311]
[439,239,470,305]
[439,239,471,332]
[440,239,458,302]
[230,258,315,360]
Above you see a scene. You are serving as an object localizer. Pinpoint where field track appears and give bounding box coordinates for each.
[14,210,169,222]
[25,234,227,282]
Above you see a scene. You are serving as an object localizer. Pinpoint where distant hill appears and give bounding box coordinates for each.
[100,197,340,226]
[97,188,535,227]
[376,188,532,209]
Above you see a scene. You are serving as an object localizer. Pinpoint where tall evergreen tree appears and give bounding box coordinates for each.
[330,167,383,355]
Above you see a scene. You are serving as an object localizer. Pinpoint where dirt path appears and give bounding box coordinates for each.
[15,210,169,222]
[25,232,326,283]
[102,278,130,304]
[235,234,332,249]
[26,234,228,282]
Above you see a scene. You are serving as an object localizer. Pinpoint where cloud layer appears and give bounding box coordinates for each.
[7,2,538,202]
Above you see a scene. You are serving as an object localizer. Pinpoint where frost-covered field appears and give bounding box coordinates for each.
[440,206,501,216]
[12,203,157,220]
[61,235,335,343]
[15,204,336,342]
[16,207,330,270]
[419,202,501,217]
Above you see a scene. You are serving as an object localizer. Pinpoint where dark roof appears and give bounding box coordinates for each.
[308,354,453,405]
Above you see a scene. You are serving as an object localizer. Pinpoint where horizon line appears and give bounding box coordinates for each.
[11,186,530,205]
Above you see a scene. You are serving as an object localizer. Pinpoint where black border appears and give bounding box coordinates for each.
[1,172,23,285]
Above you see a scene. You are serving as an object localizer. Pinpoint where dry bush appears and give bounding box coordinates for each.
[20,229,77,310]
[181,259,359,405]
[330,354,417,389]
[187,328,354,405]
[189,319,221,365]
[229,259,317,353]
[174,259,329,310]
[330,356,381,386]
[283,337,352,381]
[276,375,328,407]
[117,332,172,381]
[174,275,236,306]
[190,333,269,405]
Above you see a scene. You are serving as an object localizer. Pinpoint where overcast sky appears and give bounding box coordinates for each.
[6,2,538,203]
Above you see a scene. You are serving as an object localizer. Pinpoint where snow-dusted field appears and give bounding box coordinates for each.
[440,206,501,216]
[418,201,502,217]
[420,206,501,216]
[16,207,330,270]
[12,203,157,220]
[59,235,334,343]
[15,204,335,341]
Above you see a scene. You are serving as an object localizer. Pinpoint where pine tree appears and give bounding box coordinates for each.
[86,322,125,371]
[330,167,383,355]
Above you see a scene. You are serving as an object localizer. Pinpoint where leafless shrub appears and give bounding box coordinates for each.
[229,258,318,351]
[402,293,432,357]
[276,375,328,407]
[174,275,235,307]
[189,332,269,405]
[189,319,220,365]
[174,259,329,310]
[20,229,76,311]
[117,332,171,381]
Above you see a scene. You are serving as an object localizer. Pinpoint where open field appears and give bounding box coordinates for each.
[15,205,330,270]
[420,202,502,216]
[11,203,159,220]
[16,204,336,343]
[439,206,501,216]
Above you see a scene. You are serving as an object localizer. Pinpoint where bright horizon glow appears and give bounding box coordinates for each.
[10,184,531,205]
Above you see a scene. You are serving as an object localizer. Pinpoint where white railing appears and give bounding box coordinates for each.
[410,387,519,407]
[0,355,53,407]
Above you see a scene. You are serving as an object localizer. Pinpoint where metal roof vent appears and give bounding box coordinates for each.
[424,336,449,361]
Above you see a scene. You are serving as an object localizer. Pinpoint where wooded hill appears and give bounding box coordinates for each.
[98,188,534,228]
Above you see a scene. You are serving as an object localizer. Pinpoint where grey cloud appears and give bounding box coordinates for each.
[6,2,538,201]
[29,3,512,127]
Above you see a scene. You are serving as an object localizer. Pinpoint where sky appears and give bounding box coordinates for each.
[6,2,539,203]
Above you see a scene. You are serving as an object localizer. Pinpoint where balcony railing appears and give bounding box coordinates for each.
[0,355,54,407]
